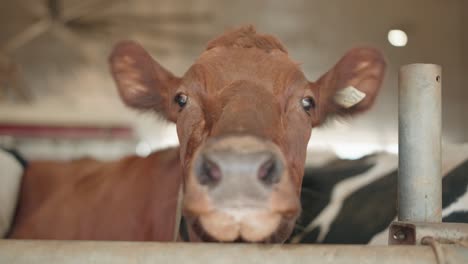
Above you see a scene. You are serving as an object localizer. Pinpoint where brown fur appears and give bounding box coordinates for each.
[9,26,385,242]
[10,148,181,241]
[206,25,288,53]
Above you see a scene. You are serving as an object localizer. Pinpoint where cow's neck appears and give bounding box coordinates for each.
[140,147,184,241]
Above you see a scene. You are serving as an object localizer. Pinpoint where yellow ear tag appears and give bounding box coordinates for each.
[333,86,366,108]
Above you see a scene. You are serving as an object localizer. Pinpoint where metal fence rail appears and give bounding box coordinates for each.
[1,64,467,263]
[1,240,468,264]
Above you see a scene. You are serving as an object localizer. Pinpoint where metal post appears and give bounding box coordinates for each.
[398,64,442,222]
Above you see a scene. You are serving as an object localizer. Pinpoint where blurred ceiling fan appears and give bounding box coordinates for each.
[3,0,214,57]
[0,0,214,102]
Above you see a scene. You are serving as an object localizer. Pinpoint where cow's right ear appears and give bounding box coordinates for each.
[311,47,385,124]
[109,40,181,122]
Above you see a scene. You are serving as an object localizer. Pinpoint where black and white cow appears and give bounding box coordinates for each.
[1,145,467,243]
[0,148,27,237]
[289,144,468,244]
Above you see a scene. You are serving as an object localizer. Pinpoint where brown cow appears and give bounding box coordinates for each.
[9,26,385,243]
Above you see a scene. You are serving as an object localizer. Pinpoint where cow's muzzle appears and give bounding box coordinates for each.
[184,135,300,242]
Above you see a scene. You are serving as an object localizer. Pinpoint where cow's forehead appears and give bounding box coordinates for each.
[184,47,306,95]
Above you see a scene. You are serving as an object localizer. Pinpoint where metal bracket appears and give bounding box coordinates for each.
[389,221,468,245]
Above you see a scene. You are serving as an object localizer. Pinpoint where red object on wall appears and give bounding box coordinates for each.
[0,124,133,139]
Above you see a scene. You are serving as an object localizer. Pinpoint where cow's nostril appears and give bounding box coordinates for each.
[258,157,280,185]
[198,157,222,185]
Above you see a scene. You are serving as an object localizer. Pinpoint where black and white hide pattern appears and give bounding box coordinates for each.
[290,144,468,244]
[0,148,27,238]
[2,145,466,244]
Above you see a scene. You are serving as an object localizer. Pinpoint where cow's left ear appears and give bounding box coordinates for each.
[313,47,386,122]
[109,40,181,122]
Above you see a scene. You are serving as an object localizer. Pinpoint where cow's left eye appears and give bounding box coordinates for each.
[301,96,316,112]
[174,93,188,108]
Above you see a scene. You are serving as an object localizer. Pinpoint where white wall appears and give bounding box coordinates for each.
[205,0,467,153]
[0,0,466,159]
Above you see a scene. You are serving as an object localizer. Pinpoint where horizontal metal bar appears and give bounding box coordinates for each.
[389,221,468,245]
[1,240,468,264]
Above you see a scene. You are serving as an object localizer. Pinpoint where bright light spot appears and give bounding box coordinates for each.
[308,141,399,161]
[333,143,398,159]
[136,141,152,157]
[388,29,408,47]
[386,144,398,155]
[333,143,379,160]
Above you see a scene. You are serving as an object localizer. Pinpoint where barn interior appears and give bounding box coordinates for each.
[0,0,467,162]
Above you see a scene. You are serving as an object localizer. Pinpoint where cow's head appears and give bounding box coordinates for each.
[109,26,385,243]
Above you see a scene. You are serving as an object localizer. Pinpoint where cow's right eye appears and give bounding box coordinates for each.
[174,93,188,108]
[301,96,316,112]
